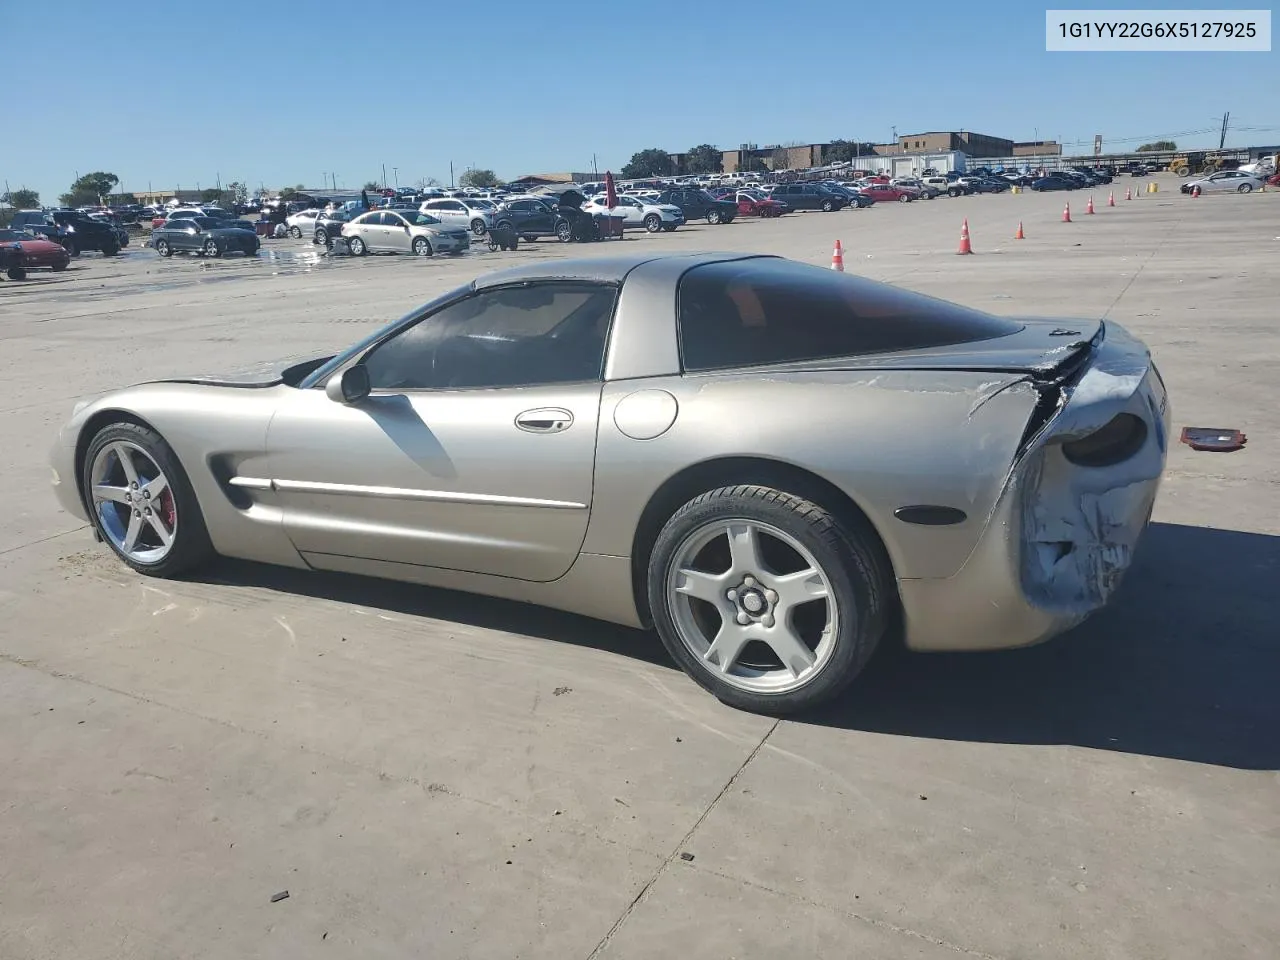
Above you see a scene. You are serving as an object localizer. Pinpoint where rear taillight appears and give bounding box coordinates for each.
[1061,414,1148,467]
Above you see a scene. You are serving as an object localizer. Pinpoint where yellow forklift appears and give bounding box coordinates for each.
[1167,152,1235,177]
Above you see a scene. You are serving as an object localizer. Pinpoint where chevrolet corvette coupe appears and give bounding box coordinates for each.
[50,253,1169,713]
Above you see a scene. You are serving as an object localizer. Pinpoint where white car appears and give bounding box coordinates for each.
[582,194,685,232]
[285,208,322,238]
[1181,170,1265,194]
[419,197,498,235]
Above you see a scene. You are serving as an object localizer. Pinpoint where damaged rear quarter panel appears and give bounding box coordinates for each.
[1017,322,1170,613]
[585,369,1042,580]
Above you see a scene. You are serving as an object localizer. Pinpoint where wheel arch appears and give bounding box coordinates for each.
[628,455,899,628]
[74,409,162,510]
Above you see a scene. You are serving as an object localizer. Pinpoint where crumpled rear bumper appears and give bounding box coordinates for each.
[901,321,1170,652]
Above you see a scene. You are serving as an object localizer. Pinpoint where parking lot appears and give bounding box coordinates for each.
[2,178,1277,959]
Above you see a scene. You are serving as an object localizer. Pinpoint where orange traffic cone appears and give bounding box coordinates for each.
[1125,186,1133,200]
[956,218,973,255]
[1108,191,1116,207]
[831,239,845,271]
[1191,184,1201,198]
[1062,202,1072,222]
[1014,221,1025,240]
[1086,195,1096,214]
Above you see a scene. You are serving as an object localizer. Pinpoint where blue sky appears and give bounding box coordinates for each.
[7,0,1276,201]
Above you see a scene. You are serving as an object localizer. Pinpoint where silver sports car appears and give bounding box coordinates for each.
[50,253,1170,714]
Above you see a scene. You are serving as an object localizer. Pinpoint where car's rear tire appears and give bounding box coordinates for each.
[155,239,171,257]
[102,241,120,256]
[662,224,678,232]
[471,218,487,236]
[82,421,214,578]
[289,225,302,238]
[521,234,538,242]
[644,214,662,233]
[52,261,68,271]
[899,194,911,202]
[348,236,366,255]
[65,239,79,256]
[6,267,27,281]
[556,221,573,243]
[412,236,433,256]
[647,484,889,715]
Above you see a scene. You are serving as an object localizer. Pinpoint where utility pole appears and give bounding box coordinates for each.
[450,161,455,188]
[1219,111,1230,149]
[592,153,598,178]
[393,167,399,188]
[381,163,387,190]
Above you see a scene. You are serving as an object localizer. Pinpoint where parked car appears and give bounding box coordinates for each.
[286,209,322,238]
[420,198,498,236]
[766,183,847,211]
[0,227,71,278]
[582,195,685,232]
[1031,175,1078,191]
[1180,170,1265,194]
[342,209,471,256]
[859,184,913,203]
[150,217,261,258]
[733,190,787,217]
[11,210,121,255]
[822,183,873,208]
[313,209,355,248]
[50,253,1170,715]
[653,188,737,225]
[493,197,570,241]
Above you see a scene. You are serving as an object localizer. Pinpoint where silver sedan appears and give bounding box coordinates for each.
[340,209,471,256]
[49,253,1169,714]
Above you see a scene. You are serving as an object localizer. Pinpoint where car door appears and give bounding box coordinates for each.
[266,281,618,582]
[169,219,199,251]
[382,211,412,251]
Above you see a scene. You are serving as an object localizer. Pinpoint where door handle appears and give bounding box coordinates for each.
[515,408,573,433]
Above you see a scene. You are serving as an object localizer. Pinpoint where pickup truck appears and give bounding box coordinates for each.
[9,210,123,255]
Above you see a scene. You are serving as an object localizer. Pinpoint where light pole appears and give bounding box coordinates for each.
[393,167,399,188]
[381,163,387,190]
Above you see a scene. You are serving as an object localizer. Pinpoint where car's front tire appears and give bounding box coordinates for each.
[1238,183,1253,193]
[644,214,662,233]
[315,228,328,246]
[556,221,573,243]
[289,225,302,238]
[647,484,889,715]
[412,236,433,256]
[202,239,220,257]
[82,421,214,578]
[707,209,723,224]
[471,219,487,236]
[821,199,834,212]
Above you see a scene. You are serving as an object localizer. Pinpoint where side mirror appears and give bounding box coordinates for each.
[325,365,371,404]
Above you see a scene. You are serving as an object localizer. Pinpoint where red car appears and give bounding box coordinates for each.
[859,184,913,203]
[734,190,787,217]
[0,228,72,279]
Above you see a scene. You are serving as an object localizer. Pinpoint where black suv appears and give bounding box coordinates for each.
[492,197,570,241]
[653,188,737,224]
[768,183,848,211]
[10,210,122,255]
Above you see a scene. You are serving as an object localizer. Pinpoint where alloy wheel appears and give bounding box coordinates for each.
[89,441,178,565]
[666,518,838,694]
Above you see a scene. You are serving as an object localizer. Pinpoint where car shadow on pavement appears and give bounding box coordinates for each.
[201,558,670,668]
[810,522,1280,770]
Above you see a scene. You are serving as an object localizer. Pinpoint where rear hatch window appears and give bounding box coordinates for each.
[677,258,1023,372]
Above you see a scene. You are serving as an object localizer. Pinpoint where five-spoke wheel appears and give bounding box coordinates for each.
[648,485,889,714]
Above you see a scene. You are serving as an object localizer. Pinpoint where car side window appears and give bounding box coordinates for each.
[361,282,620,391]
